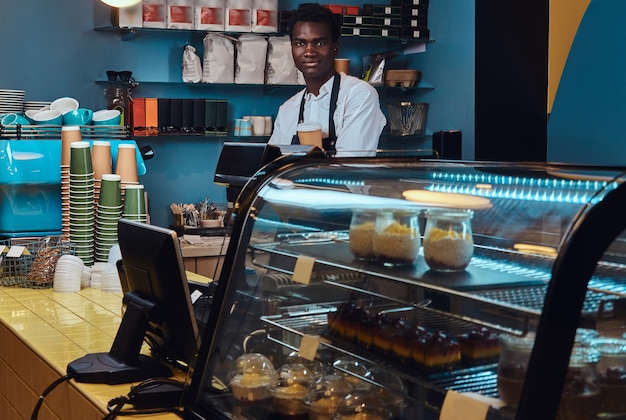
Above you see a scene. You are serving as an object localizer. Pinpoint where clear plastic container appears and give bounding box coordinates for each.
[333,389,391,420]
[304,374,353,420]
[423,208,474,271]
[360,368,406,418]
[269,363,316,416]
[591,337,626,416]
[497,334,602,420]
[373,210,420,265]
[227,353,275,403]
[332,357,370,387]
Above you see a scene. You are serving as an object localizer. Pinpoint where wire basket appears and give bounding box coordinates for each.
[0,236,76,288]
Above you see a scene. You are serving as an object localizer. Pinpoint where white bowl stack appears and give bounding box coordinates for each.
[53,255,85,292]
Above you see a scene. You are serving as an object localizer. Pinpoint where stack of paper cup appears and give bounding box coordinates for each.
[122,184,148,223]
[61,126,82,239]
[69,142,95,266]
[95,174,123,262]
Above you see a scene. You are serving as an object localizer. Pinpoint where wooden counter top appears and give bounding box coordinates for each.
[0,285,195,419]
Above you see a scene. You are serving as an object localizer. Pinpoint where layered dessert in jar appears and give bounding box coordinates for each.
[373,210,420,265]
[423,209,474,271]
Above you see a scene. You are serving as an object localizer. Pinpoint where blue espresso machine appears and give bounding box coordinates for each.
[0,139,146,238]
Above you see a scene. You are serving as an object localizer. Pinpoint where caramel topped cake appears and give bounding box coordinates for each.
[418,331,461,370]
[457,327,501,364]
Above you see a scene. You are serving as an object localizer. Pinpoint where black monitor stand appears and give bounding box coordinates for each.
[67,292,172,384]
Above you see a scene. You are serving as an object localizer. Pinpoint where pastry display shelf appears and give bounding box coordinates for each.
[250,230,626,336]
[259,308,501,409]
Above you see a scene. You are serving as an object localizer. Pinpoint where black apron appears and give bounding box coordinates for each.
[291,73,340,157]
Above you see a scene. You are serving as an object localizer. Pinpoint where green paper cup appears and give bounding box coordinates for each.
[123,184,146,215]
[99,174,122,207]
[69,141,93,175]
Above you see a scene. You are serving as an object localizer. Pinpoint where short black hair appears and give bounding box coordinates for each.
[287,3,340,43]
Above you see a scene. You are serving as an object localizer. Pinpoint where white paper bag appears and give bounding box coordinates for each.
[168,0,194,30]
[202,33,237,84]
[235,34,268,84]
[252,0,277,33]
[117,3,143,27]
[195,0,225,31]
[265,36,297,85]
[225,0,252,32]
[143,0,167,28]
[182,45,203,83]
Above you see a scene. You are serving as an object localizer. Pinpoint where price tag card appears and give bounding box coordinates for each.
[7,246,29,258]
[440,391,505,420]
[292,256,315,285]
[298,334,321,361]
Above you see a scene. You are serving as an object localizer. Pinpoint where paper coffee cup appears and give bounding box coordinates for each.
[335,58,350,75]
[297,122,323,148]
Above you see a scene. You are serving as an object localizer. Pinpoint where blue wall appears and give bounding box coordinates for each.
[1,0,475,229]
[547,0,626,166]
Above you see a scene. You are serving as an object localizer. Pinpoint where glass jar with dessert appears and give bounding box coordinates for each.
[423,208,474,272]
[590,337,626,417]
[373,209,421,266]
[349,209,377,260]
[498,334,602,420]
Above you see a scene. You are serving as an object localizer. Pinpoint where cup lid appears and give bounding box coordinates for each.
[297,122,322,132]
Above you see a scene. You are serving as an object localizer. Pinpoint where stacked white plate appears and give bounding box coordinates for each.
[0,89,25,113]
[53,255,84,292]
[23,101,51,111]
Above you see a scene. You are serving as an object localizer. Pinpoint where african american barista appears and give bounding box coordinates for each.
[268,3,387,157]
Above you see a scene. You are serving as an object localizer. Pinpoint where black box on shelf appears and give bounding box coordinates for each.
[341,15,401,27]
[433,130,462,160]
[402,5,429,18]
[169,98,183,132]
[215,99,228,136]
[181,99,194,133]
[401,16,428,30]
[193,99,205,133]
[157,98,171,133]
[204,99,217,134]
[391,0,429,5]
[278,10,292,33]
[400,28,429,39]
[362,4,402,16]
[341,26,400,38]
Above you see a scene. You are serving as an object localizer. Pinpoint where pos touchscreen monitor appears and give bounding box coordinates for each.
[66,219,200,384]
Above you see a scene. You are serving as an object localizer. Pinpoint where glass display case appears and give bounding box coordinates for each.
[184,157,626,420]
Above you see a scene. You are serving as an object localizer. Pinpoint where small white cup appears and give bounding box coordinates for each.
[251,116,266,136]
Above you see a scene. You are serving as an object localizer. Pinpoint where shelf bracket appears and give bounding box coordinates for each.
[120,27,138,41]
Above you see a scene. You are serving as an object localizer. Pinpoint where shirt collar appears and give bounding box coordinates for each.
[304,75,337,101]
